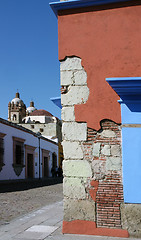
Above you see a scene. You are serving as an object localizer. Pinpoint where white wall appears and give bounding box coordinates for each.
[20,123,57,138]
[23,116,56,124]
[24,116,46,123]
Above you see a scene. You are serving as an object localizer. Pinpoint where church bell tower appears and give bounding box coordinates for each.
[8,92,26,123]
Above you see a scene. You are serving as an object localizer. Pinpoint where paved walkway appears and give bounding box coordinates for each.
[0,182,63,224]
[0,201,140,240]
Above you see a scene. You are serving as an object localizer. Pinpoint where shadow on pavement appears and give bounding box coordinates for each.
[0,177,63,193]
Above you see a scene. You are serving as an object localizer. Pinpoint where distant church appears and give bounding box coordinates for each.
[8,92,56,124]
[8,92,61,137]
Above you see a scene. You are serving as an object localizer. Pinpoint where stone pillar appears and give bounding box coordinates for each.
[61,57,94,221]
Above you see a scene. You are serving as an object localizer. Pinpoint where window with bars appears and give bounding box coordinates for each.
[13,137,25,166]
[15,142,24,165]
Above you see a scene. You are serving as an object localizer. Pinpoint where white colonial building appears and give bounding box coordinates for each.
[0,118,58,181]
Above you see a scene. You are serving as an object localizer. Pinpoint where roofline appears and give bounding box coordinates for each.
[0,118,58,146]
[29,109,53,117]
[50,0,134,17]
[40,135,58,145]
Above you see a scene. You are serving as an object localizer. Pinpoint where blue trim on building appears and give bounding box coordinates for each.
[50,97,62,109]
[50,0,134,17]
[106,77,141,204]
[107,77,141,123]
[106,77,141,100]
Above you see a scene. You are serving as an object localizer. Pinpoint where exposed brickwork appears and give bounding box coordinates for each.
[96,173,123,228]
[83,120,123,229]
[83,120,121,161]
[87,120,121,143]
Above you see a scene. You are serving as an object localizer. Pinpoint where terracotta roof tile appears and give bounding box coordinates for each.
[29,109,53,117]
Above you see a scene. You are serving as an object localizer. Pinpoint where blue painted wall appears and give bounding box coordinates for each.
[106,77,141,204]
[120,101,141,124]
[120,100,141,203]
[122,127,141,203]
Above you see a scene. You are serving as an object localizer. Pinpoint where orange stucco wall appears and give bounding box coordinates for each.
[58,1,141,130]
[62,220,129,237]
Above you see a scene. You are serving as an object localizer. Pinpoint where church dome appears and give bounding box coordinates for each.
[11,92,24,106]
[26,101,36,113]
[29,109,53,117]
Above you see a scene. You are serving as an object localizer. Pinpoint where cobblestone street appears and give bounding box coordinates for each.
[0,181,63,225]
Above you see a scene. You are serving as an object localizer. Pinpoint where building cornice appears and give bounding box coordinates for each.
[50,0,134,17]
[106,77,141,101]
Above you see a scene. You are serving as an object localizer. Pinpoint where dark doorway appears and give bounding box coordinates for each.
[27,153,34,178]
[52,153,57,169]
[44,156,49,177]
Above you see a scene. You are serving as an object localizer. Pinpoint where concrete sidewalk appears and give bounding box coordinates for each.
[0,201,139,240]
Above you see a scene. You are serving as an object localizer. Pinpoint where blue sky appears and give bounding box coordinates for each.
[0,0,61,120]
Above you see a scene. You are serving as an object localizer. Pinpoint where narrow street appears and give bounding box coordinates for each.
[0,180,140,240]
[0,180,63,225]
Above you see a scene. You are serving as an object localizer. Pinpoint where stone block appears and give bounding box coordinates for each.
[60,57,82,71]
[60,70,73,86]
[61,106,75,122]
[106,157,121,171]
[101,130,116,138]
[111,145,121,156]
[61,86,89,106]
[62,141,83,159]
[64,198,95,221]
[62,122,87,141]
[63,177,86,199]
[92,142,101,157]
[92,160,106,180]
[63,160,92,177]
[101,145,110,156]
[121,203,141,238]
[74,70,87,85]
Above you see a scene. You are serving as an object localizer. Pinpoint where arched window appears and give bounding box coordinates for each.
[13,114,17,121]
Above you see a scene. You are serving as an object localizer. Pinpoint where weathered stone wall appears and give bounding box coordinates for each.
[19,122,61,141]
[61,57,127,235]
[121,203,141,237]
[62,120,123,227]
[85,122,123,229]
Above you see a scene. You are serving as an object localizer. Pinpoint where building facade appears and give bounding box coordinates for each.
[0,118,58,181]
[50,0,141,238]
